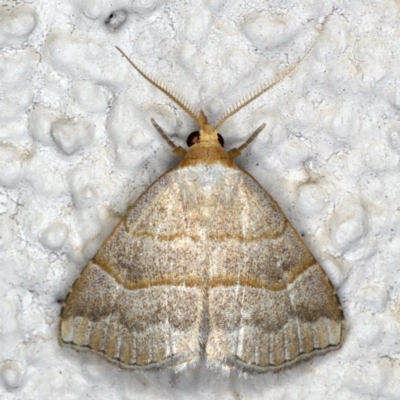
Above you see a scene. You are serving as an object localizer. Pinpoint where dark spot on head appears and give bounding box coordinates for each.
[187,131,200,147]
[186,131,225,147]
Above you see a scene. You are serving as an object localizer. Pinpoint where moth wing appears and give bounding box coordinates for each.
[59,168,205,370]
[206,168,345,373]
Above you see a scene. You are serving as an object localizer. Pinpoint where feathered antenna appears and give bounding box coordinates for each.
[116,47,202,127]
[214,36,321,131]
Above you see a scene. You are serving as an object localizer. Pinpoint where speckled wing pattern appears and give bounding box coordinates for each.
[203,165,344,372]
[59,162,344,372]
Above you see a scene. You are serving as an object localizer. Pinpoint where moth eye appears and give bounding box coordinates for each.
[187,131,200,147]
[186,132,225,147]
[217,134,224,147]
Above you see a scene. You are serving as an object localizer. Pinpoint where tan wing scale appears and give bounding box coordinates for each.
[59,168,205,370]
[204,166,344,373]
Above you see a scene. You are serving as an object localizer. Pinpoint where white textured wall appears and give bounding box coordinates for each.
[1,0,400,399]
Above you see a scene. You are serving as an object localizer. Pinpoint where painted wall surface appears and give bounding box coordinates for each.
[1,1,399,399]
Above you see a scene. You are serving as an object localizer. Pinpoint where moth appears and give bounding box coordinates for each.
[58,45,345,373]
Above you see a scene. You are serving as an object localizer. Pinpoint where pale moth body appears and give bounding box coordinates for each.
[59,42,345,374]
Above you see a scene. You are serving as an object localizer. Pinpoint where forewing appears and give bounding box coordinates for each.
[59,168,205,370]
[206,167,345,373]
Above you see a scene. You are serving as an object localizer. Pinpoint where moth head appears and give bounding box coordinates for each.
[186,110,225,148]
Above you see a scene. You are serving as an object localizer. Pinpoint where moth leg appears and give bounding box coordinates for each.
[227,123,266,159]
[151,118,187,158]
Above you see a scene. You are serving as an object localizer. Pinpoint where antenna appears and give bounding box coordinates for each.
[116,47,202,127]
[214,35,321,130]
